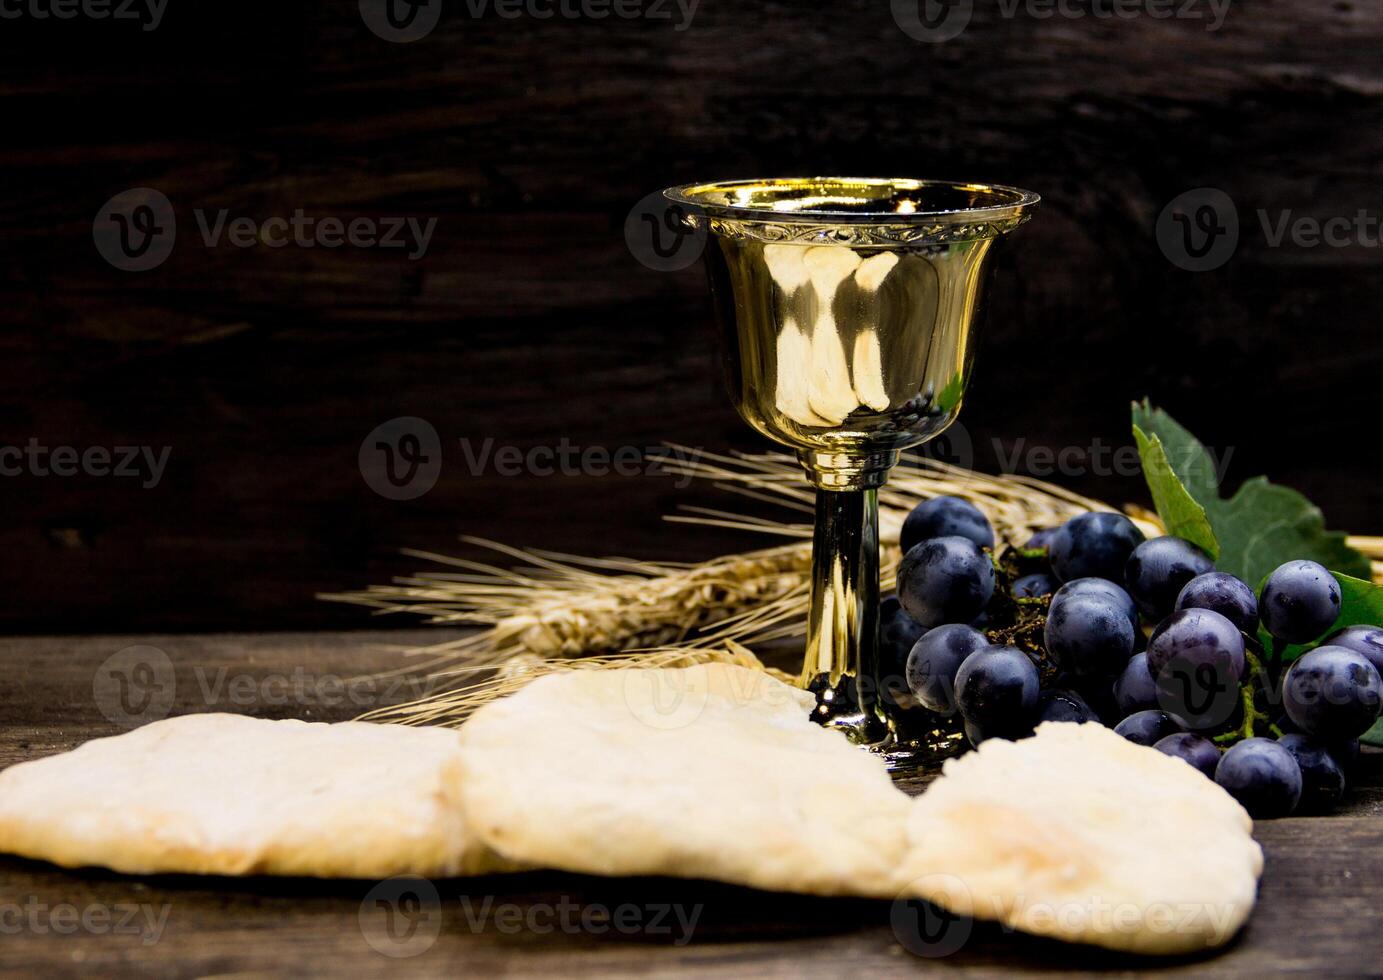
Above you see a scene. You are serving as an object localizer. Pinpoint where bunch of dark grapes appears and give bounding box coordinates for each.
[890,496,1383,819]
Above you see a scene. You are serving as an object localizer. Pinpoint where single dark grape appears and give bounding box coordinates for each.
[1044,594,1135,677]
[1146,608,1245,730]
[1037,689,1100,725]
[1013,572,1059,598]
[897,536,995,628]
[1049,512,1146,583]
[1215,738,1303,818]
[1260,560,1341,644]
[900,495,995,553]
[953,645,1040,739]
[1124,536,1214,621]
[879,595,928,687]
[1277,733,1346,813]
[1146,608,1246,683]
[1154,732,1221,778]
[905,624,988,716]
[1326,625,1383,676]
[1112,651,1159,715]
[1113,709,1181,746]
[1282,645,1383,740]
[1176,572,1259,634]
[1052,577,1139,628]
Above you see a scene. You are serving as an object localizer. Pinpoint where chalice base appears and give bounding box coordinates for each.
[804,669,967,775]
[871,718,968,775]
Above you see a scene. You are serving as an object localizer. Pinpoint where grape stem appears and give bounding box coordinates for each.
[1213,648,1279,746]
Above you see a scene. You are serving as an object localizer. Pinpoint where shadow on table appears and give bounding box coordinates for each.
[0,856,1237,972]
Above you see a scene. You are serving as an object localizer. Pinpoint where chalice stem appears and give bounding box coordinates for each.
[801,486,886,742]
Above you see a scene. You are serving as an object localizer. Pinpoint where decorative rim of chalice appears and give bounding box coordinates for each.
[663,177,1040,247]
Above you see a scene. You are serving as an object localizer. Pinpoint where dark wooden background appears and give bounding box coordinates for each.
[1,0,1379,633]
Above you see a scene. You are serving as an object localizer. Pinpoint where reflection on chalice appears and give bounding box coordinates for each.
[663,177,1039,771]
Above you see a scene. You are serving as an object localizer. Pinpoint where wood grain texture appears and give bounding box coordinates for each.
[0,630,1380,977]
[0,1,1381,632]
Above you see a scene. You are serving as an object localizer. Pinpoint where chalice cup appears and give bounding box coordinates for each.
[664,177,1039,770]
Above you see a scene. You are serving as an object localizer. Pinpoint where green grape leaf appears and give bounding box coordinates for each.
[1334,573,1383,628]
[1130,399,1222,502]
[1212,477,1371,586]
[1132,424,1219,558]
[1131,400,1370,586]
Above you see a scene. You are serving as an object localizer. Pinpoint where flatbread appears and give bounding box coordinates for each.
[0,713,505,878]
[0,678,1265,956]
[455,662,914,897]
[899,722,1263,954]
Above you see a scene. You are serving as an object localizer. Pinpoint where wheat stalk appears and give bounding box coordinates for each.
[329,450,1383,727]
[322,450,1114,668]
[322,536,813,668]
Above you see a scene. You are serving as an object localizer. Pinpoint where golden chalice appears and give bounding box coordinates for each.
[664,177,1039,769]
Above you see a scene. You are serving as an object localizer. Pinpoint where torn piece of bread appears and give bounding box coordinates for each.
[455,663,914,897]
[0,713,507,878]
[899,722,1263,955]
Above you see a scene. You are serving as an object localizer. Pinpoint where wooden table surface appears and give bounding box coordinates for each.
[0,630,1379,978]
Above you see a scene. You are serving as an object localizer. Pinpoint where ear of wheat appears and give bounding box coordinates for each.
[324,449,1383,727]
